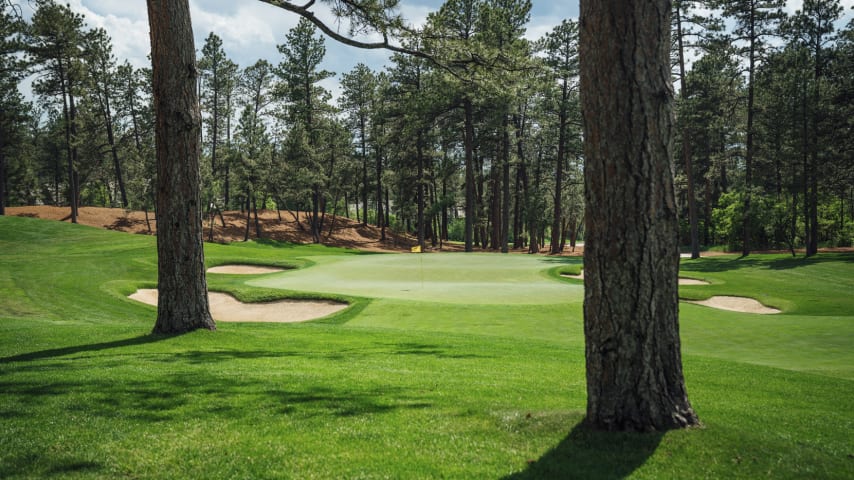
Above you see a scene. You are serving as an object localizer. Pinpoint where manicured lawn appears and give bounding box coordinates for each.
[1,215,852,479]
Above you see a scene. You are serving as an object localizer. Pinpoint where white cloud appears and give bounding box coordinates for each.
[94,14,151,68]
[525,14,565,42]
[398,4,434,29]
[23,0,852,95]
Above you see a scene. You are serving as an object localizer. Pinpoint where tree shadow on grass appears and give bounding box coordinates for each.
[680,253,852,274]
[0,334,169,364]
[504,422,663,480]
[0,453,104,479]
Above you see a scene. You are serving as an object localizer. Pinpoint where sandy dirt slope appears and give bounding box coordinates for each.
[7,205,412,252]
[6,205,585,255]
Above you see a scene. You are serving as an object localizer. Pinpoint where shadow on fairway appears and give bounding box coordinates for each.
[680,253,854,274]
[0,454,105,479]
[504,422,663,480]
[0,334,169,364]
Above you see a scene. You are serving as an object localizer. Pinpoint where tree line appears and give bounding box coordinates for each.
[1,0,852,255]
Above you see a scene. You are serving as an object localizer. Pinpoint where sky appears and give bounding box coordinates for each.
[14,0,854,102]
[15,0,576,102]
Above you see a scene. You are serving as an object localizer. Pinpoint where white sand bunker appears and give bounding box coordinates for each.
[207,265,285,274]
[129,289,347,323]
[561,271,710,285]
[686,296,781,314]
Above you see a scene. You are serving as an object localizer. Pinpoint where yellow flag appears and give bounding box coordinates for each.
[410,245,422,253]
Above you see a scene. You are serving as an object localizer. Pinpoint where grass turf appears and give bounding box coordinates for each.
[0,215,852,479]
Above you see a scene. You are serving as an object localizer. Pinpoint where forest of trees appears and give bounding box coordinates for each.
[1,0,852,255]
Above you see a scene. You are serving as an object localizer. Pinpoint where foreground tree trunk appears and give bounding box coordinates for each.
[147,0,215,334]
[579,0,698,431]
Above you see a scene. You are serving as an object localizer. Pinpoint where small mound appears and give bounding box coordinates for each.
[129,289,347,322]
[207,265,285,274]
[686,296,780,314]
[561,271,710,285]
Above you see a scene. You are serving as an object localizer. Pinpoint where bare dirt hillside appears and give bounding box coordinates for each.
[6,206,414,253]
[5,205,588,255]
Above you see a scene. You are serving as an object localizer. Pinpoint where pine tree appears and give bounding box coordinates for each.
[713,0,787,256]
[29,0,88,223]
[274,18,335,243]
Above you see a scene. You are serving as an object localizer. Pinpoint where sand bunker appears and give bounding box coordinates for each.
[561,272,585,280]
[686,296,780,314]
[561,271,710,285]
[129,289,347,323]
[207,265,285,274]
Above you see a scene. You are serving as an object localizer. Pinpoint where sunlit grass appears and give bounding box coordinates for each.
[1,215,852,479]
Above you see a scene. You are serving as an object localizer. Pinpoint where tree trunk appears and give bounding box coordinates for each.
[579,0,698,432]
[529,143,543,254]
[376,144,385,241]
[312,184,321,243]
[809,161,818,255]
[385,187,390,231]
[743,10,756,257]
[144,206,152,233]
[550,81,569,254]
[361,115,369,226]
[103,94,129,208]
[490,160,500,250]
[244,193,251,242]
[253,193,261,239]
[58,59,77,224]
[464,98,476,252]
[675,4,699,259]
[417,134,426,251]
[147,0,215,334]
[501,114,511,253]
[801,77,811,255]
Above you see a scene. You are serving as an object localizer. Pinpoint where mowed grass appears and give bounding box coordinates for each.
[1,215,852,479]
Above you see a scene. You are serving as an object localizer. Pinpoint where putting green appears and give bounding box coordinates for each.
[248,253,581,305]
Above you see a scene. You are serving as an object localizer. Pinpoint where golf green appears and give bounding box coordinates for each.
[249,253,581,305]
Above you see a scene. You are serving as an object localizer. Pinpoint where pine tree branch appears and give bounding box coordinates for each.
[259,1,428,60]
[258,0,467,81]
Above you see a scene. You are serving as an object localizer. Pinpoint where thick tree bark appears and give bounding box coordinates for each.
[147,0,215,334]
[580,0,698,432]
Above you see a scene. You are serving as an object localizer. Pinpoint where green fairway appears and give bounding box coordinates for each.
[1,215,853,479]
[249,253,583,304]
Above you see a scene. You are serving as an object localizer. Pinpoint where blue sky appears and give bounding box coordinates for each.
[16,1,577,100]
[14,1,852,102]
